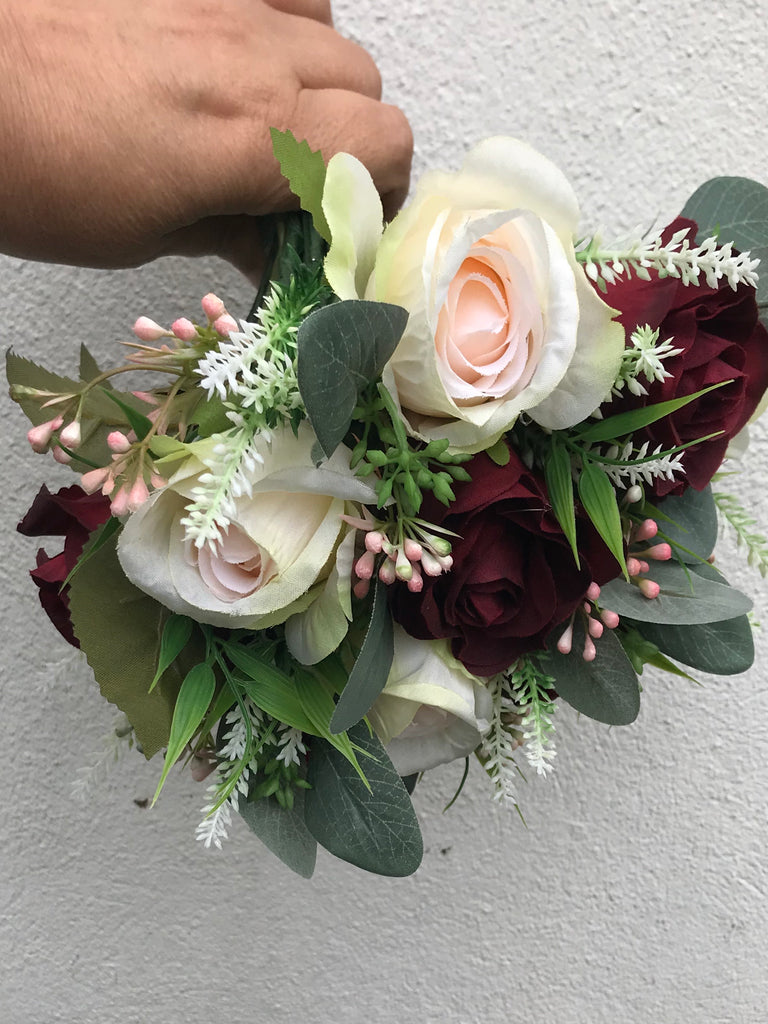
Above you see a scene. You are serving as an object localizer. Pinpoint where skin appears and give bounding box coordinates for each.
[0,0,413,277]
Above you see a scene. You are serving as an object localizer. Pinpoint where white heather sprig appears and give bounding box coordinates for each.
[196,699,263,850]
[593,439,686,488]
[577,227,760,292]
[71,713,135,804]
[479,673,523,808]
[713,490,768,577]
[276,725,307,767]
[608,325,684,400]
[505,659,557,777]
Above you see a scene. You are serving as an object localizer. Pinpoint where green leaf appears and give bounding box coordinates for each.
[304,721,423,876]
[330,579,394,734]
[297,300,408,458]
[101,388,153,441]
[61,516,120,590]
[650,485,718,562]
[223,643,316,734]
[485,437,511,466]
[149,614,194,693]
[270,128,331,243]
[629,615,754,676]
[575,380,730,443]
[578,462,627,577]
[543,620,640,725]
[544,441,579,567]
[152,662,216,804]
[681,175,768,321]
[190,393,232,436]
[79,344,103,383]
[618,625,699,683]
[599,560,753,624]
[238,788,317,878]
[293,670,368,784]
[68,536,189,758]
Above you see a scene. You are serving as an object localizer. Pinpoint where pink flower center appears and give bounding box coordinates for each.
[185,524,277,603]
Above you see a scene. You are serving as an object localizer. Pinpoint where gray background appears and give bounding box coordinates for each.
[2,1,768,1021]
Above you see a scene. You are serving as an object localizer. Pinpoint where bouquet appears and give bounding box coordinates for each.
[9,132,768,878]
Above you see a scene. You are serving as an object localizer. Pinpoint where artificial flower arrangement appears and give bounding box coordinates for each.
[9,132,768,878]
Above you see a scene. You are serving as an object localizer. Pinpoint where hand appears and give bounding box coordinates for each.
[0,0,412,276]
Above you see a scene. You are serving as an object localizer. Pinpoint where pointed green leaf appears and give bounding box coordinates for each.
[62,515,121,589]
[544,441,579,567]
[578,462,627,577]
[238,788,317,878]
[297,300,408,458]
[575,380,730,443]
[485,437,511,467]
[330,579,394,734]
[543,620,640,725]
[149,614,194,693]
[79,344,103,383]
[270,127,331,243]
[68,536,190,758]
[630,615,754,676]
[6,350,79,425]
[190,393,232,436]
[224,644,316,734]
[304,721,423,876]
[293,670,368,784]
[152,662,216,804]
[599,560,752,624]
[681,175,768,319]
[101,388,153,440]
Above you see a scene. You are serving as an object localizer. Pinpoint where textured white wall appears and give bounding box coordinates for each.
[2,1,767,1022]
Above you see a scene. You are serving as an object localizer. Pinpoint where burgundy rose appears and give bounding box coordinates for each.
[604,216,768,497]
[17,485,112,647]
[390,449,620,677]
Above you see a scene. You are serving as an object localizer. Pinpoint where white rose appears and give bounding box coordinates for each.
[369,626,492,776]
[117,423,377,662]
[322,138,624,451]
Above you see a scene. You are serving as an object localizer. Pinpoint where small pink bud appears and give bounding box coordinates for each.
[635,518,659,542]
[582,635,597,662]
[59,421,81,448]
[131,391,161,406]
[171,317,198,342]
[587,615,604,639]
[404,538,423,561]
[27,416,63,453]
[127,477,150,512]
[407,564,424,593]
[364,530,385,553]
[132,316,171,342]
[101,475,115,497]
[636,560,650,575]
[201,293,226,321]
[395,546,413,581]
[601,608,620,629]
[420,550,444,577]
[110,485,131,517]
[354,550,376,581]
[586,582,601,602]
[638,578,660,600]
[627,557,643,577]
[381,539,397,559]
[625,485,643,505]
[378,559,396,585]
[353,578,371,600]
[642,543,672,561]
[107,431,132,453]
[213,314,238,337]
[80,466,111,494]
[52,446,71,464]
[557,622,574,655]
[150,472,168,489]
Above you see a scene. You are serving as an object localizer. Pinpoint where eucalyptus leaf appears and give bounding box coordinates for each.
[578,462,627,576]
[68,536,187,758]
[152,662,216,804]
[330,579,394,734]
[543,620,640,726]
[599,560,752,624]
[297,300,408,458]
[238,788,317,878]
[681,175,768,318]
[544,442,579,567]
[628,615,754,676]
[304,722,423,876]
[651,485,718,562]
[270,128,331,243]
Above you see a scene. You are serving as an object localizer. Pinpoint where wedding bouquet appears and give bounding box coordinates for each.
[9,132,768,878]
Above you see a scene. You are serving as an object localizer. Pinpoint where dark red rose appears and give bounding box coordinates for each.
[390,449,621,677]
[604,216,768,497]
[17,485,112,647]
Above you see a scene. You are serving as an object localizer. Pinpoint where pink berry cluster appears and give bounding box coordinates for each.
[128,292,237,366]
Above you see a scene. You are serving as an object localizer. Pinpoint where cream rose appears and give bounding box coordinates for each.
[117,423,377,661]
[369,627,492,776]
[322,137,624,451]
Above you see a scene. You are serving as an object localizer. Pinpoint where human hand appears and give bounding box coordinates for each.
[0,0,412,277]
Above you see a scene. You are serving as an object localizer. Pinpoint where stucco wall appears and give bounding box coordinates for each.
[1,2,767,1022]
